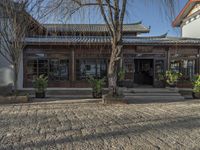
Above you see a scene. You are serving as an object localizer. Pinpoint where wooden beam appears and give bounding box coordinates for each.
[198,48,200,74]
[71,49,75,81]
[166,47,170,70]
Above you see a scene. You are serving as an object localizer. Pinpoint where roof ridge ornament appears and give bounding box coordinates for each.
[161,32,168,38]
[131,21,142,25]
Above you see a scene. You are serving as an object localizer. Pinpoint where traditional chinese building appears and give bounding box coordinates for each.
[1,0,200,89]
[23,22,200,88]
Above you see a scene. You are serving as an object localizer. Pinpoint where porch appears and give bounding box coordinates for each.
[18,87,193,103]
[23,36,200,88]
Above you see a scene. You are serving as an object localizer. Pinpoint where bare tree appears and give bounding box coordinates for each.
[0,0,35,94]
[36,0,177,95]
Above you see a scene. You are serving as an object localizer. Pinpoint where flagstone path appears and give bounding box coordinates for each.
[0,100,200,149]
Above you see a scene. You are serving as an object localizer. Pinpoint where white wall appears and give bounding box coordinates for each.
[0,51,24,89]
[0,12,23,89]
[0,55,13,87]
[182,17,200,38]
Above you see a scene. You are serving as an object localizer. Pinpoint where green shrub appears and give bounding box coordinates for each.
[158,72,166,82]
[118,68,126,81]
[33,75,48,93]
[193,75,200,93]
[164,70,182,86]
[87,76,105,94]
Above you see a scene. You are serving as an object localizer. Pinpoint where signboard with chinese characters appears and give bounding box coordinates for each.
[136,46,154,53]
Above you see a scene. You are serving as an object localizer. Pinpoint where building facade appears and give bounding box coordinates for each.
[173,0,200,38]
[23,23,200,88]
[1,0,200,89]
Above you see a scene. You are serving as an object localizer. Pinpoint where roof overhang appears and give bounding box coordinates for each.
[43,22,150,34]
[173,0,200,27]
[24,36,200,47]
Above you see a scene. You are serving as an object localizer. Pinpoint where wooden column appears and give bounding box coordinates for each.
[119,52,124,69]
[198,49,200,74]
[71,49,75,81]
[166,47,170,70]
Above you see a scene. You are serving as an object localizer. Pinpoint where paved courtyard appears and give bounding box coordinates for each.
[1,100,200,149]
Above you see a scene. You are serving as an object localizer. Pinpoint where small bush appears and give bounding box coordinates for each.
[87,76,105,98]
[164,70,182,86]
[193,75,200,93]
[118,68,126,81]
[33,75,48,93]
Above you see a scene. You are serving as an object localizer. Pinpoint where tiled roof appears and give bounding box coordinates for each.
[43,22,149,33]
[173,0,200,27]
[25,36,200,46]
[125,36,200,45]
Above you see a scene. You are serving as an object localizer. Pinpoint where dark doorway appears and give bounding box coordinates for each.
[134,59,154,85]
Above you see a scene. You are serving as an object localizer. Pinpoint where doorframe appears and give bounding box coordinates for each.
[133,58,155,86]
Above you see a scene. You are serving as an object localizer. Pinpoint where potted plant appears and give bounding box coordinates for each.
[165,70,182,88]
[87,76,105,98]
[118,68,126,87]
[157,72,166,88]
[33,75,48,98]
[192,75,200,99]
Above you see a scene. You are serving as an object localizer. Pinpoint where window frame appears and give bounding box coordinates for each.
[76,58,107,80]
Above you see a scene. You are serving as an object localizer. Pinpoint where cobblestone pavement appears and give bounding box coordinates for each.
[1,100,200,150]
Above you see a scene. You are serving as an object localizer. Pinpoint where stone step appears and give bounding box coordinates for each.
[124,88,185,103]
[29,94,93,99]
[124,90,179,93]
[124,93,181,96]
[125,95,184,99]
[124,88,179,93]
[20,89,108,96]
[125,96,185,104]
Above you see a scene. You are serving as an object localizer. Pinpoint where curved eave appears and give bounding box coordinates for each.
[44,22,150,34]
[24,37,200,47]
[24,42,200,47]
[173,0,200,27]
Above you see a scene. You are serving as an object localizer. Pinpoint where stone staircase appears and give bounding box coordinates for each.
[20,88,186,102]
[124,88,185,103]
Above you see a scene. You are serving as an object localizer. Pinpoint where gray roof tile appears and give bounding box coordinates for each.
[43,22,149,33]
[25,36,200,46]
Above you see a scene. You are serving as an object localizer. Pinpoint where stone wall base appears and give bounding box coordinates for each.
[0,96,29,104]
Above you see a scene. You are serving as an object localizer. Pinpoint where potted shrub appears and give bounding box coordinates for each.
[118,68,126,87]
[157,72,166,88]
[192,75,200,99]
[165,70,182,88]
[87,76,105,98]
[33,75,48,98]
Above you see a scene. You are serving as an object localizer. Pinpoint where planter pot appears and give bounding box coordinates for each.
[192,92,200,99]
[154,81,166,88]
[118,81,124,87]
[168,84,176,88]
[92,91,102,98]
[35,92,46,98]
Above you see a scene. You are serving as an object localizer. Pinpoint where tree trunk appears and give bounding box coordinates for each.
[13,63,18,96]
[108,58,117,95]
[108,43,122,96]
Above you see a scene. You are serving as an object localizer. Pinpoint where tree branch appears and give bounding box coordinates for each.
[73,0,115,9]
[119,0,127,33]
[96,0,114,37]
[105,0,115,29]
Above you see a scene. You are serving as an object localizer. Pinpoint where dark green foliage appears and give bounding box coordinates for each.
[33,75,48,93]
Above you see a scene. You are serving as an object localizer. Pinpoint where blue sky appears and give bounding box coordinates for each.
[42,0,188,37]
[129,0,188,36]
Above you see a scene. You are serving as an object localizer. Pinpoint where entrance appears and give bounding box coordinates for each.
[134,59,154,85]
